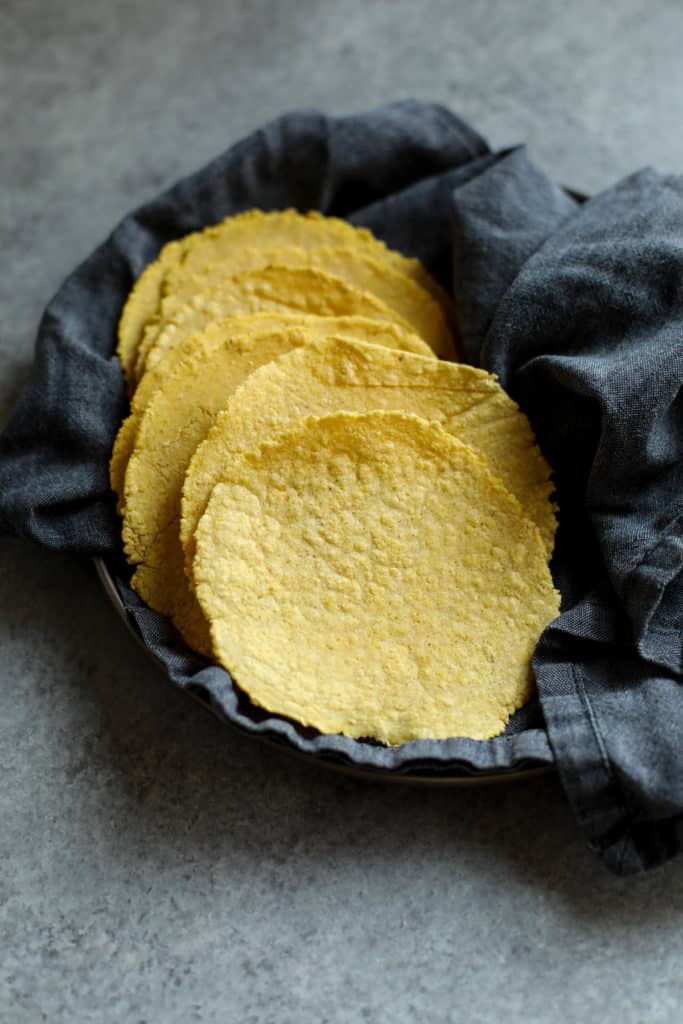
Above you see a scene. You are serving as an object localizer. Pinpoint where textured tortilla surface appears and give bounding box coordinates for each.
[181,337,556,573]
[120,321,433,652]
[110,315,434,506]
[193,411,560,744]
[159,244,453,358]
[116,209,455,388]
[134,264,418,383]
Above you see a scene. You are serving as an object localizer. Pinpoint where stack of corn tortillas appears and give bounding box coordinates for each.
[112,208,560,746]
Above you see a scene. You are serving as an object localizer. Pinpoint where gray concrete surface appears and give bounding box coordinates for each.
[1,1,682,1021]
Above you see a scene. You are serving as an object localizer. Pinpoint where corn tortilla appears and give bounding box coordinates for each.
[133,265,418,384]
[116,209,455,386]
[180,337,556,574]
[117,244,182,389]
[193,411,560,744]
[175,211,448,307]
[121,321,434,652]
[110,314,434,507]
[159,245,454,359]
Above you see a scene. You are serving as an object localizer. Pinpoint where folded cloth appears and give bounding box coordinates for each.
[0,101,680,874]
[451,154,683,873]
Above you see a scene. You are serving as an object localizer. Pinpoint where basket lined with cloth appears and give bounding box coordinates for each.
[1,101,681,875]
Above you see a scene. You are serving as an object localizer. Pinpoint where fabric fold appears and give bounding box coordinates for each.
[451,161,683,873]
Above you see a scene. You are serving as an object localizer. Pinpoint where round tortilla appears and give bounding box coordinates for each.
[121,322,434,653]
[133,264,419,385]
[117,245,182,390]
[117,209,456,387]
[110,314,435,507]
[193,411,560,744]
[158,244,453,360]
[180,337,557,575]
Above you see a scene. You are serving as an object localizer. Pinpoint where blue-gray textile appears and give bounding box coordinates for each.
[1,101,680,874]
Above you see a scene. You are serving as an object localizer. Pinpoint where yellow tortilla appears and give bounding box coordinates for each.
[193,411,560,744]
[159,245,453,359]
[121,321,434,653]
[117,209,455,388]
[180,337,557,574]
[109,314,435,506]
[117,244,182,390]
[133,265,418,384]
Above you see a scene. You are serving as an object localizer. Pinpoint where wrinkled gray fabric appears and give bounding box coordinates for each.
[452,161,683,873]
[0,101,681,874]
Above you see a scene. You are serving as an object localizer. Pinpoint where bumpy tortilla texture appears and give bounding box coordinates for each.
[110,315,435,506]
[117,209,456,387]
[134,265,419,384]
[121,321,436,653]
[180,338,556,574]
[159,244,453,359]
[193,411,561,744]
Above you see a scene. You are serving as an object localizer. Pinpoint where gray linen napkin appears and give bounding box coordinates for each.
[451,153,683,873]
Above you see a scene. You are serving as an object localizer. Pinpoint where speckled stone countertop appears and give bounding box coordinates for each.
[2,2,682,1021]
